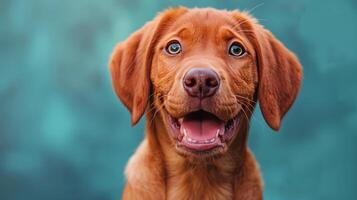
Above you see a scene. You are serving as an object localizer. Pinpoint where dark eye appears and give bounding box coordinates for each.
[228,42,246,57]
[165,41,182,55]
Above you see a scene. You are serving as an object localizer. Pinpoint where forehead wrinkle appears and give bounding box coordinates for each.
[219,27,244,40]
[174,23,206,45]
[176,25,195,39]
[218,26,253,51]
[159,25,193,44]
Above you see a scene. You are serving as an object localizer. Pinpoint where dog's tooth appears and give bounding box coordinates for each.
[216,129,220,137]
[192,139,197,143]
[187,137,192,142]
[183,128,188,136]
[210,138,215,142]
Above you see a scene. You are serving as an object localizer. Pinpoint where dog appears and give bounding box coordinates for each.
[109,7,302,200]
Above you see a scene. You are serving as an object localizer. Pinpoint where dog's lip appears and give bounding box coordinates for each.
[166,110,240,152]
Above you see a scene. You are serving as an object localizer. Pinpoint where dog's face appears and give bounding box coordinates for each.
[110,8,302,158]
[151,10,258,156]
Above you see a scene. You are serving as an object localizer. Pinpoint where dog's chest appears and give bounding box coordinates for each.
[166,168,234,200]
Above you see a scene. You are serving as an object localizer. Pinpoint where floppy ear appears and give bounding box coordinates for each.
[109,7,187,126]
[254,25,302,131]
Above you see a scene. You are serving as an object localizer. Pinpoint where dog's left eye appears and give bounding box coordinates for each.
[165,41,182,55]
[228,42,246,57]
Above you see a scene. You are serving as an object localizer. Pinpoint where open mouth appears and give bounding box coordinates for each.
[167,110,239,153]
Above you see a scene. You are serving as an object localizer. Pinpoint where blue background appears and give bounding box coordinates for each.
[1,0,356,199]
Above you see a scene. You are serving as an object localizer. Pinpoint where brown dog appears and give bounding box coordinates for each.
[109,7,302,200]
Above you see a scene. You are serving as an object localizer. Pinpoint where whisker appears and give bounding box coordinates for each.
[232,19,251,30]
[239,103,250,127]
[237,99,253,114]
[239,100,266,129]
[241,102,255,113]
[235,95,256,103]
[244,2,265,15]
[146,100,159,115]
[235,95,257,104]
[148,101,165,126]
[241,102,254,116]
[240,102,263,129]
[232,18,267,30]
[146,93,169,115]
[145,93,162,115]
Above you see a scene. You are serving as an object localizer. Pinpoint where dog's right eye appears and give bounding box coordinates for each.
[165,41,182,55]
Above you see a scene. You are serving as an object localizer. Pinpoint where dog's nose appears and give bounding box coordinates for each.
[183,68,220,98]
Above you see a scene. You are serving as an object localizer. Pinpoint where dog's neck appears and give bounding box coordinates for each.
[146,111,251,199]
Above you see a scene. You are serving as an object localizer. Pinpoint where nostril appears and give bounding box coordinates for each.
[185,77,196,88]
[206,78,218,88]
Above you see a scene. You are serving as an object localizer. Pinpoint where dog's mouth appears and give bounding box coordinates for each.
[167,110,239,153]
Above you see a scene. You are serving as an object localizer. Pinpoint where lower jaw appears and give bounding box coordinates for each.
[175,144,226,158]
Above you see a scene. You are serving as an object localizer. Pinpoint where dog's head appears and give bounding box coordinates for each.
[110,7,302,157]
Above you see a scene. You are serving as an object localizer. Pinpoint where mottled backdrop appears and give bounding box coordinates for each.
[1,0,356,199]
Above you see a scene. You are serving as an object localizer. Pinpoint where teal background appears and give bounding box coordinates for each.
[1,0,356,199]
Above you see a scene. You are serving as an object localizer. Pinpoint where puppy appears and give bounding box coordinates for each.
[109,7,302,200]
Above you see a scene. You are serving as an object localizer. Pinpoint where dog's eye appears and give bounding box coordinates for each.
[165,41,182,55]
[228,42,246,57]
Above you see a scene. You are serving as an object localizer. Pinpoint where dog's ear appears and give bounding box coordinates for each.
[254,25,302,131]
[109,7,187,126]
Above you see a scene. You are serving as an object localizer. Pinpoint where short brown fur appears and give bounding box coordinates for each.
[110,7,302,200]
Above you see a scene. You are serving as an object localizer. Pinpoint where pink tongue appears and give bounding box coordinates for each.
[181,111,224,140]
